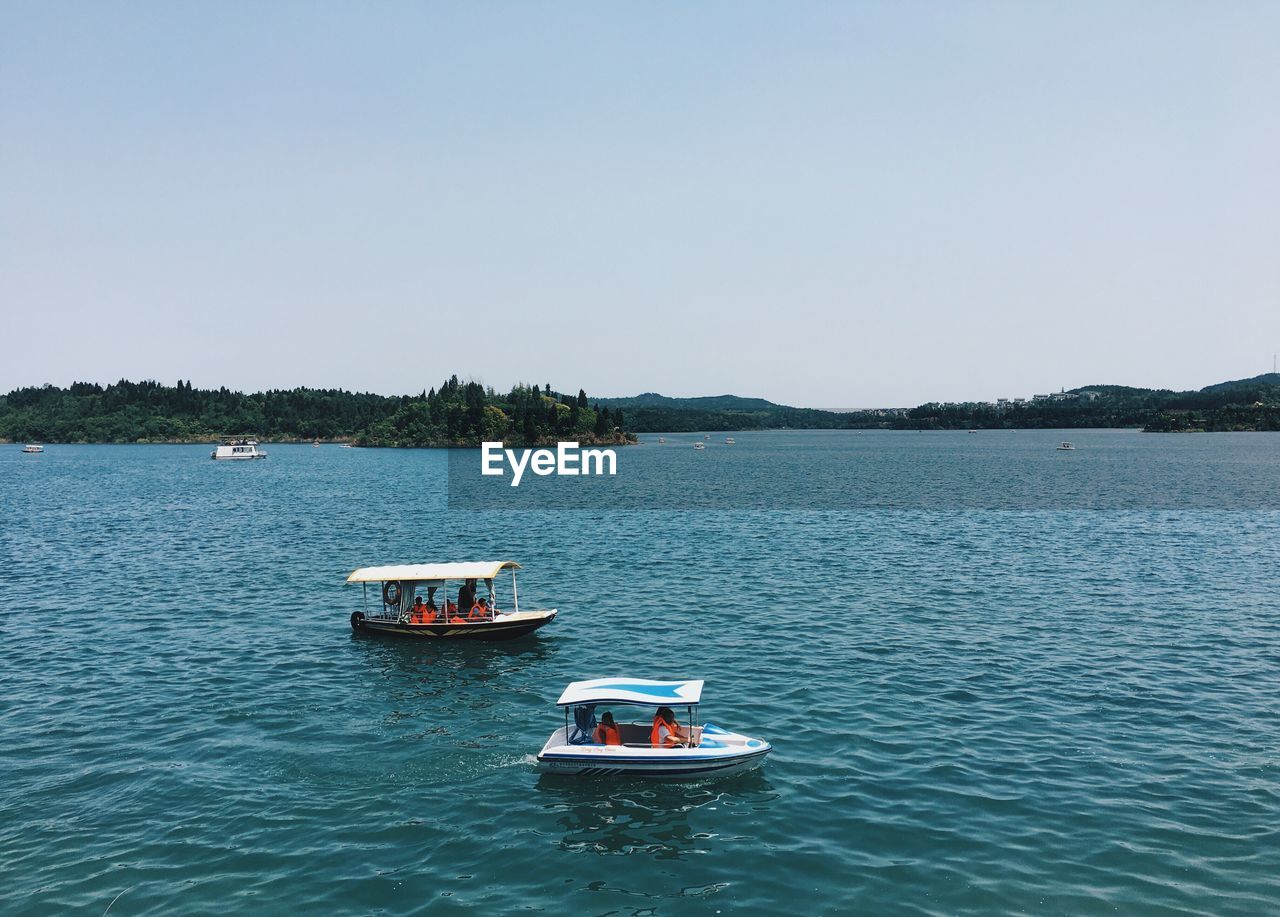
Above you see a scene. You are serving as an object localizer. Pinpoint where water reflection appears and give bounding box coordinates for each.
[536,772,776,861]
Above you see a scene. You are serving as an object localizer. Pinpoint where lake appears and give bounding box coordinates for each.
[2,431,1278,914]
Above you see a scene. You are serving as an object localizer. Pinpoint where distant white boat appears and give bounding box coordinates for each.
[21,444,44,454]
[725,437,735,445]
[704,434,710,440]
[657,437,665,444]
[1056,441,1076,451]
[313,440,321,448]
[693,442,706,451]
[211,439,267,460]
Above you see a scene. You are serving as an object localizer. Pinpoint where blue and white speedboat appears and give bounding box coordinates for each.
[537,678,771,780]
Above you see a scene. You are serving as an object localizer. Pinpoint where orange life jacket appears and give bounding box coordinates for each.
[468,602,489,621]
[594,723,622,746]
[419,610,437,624]
[650,714,682,748]
[449,615,467,624]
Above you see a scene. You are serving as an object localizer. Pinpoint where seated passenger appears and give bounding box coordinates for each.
[467,597,491,621]
[650,706,686,748]
[593,711,622,746]
[409,597,430,623]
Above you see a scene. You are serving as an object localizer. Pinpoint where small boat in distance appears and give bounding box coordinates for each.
[312,440,320,447]
[347,560,556,641]
[211,439,267,460]
[1056,441,1076,451]
[657,437,665,444]
[21,444,44,453]
[537,678,772,780]
[725,437,736,445]
[704,434,711,440]
[693,442,706,450]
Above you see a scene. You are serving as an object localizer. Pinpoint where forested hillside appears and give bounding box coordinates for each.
[0,378,634,446]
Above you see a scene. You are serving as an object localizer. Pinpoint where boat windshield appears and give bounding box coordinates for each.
[564,702,702,748]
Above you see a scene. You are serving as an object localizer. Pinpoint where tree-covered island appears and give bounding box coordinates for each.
[0,377,635,447]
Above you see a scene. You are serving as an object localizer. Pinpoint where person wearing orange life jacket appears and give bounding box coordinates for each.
[467,597,491,622]
[650,706,686,748]
[593,711,622,746]
[409,596,428,623]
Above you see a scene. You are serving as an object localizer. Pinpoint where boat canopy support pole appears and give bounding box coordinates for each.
[512,569,519,615]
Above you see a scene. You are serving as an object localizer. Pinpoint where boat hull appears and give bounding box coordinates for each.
[537,747,770,780]
[351,610,555,641]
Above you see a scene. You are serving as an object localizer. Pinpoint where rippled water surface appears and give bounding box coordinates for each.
[2,432,1279,914]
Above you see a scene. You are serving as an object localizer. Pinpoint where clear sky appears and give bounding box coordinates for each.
[2,2,1277,407]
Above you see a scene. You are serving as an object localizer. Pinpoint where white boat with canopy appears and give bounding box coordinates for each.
[211,438,267,460]
[537,677,771,780]
[347,560,556,641]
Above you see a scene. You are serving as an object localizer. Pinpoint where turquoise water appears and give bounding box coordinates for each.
[3,432,1278,914]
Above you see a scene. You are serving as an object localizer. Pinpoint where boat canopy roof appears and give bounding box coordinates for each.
[556,678,704,707]
[346,561,521,584]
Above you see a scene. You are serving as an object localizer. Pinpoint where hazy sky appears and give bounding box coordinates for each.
[2,2,1277,407]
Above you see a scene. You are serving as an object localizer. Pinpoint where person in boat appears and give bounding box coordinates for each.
[410,596,437,624]
[651,707,686,748]
[457,578,477,613]
[593,711,622,746]
[467,596,491,622]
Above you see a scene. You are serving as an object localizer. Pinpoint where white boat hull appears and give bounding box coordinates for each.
[537,724,771,781]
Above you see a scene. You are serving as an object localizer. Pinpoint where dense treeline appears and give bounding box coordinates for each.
[0,378,635,446]
[3,374,1277,444]
[619,405,853,433]
[893,375,1280,432]
[357,379,634,447]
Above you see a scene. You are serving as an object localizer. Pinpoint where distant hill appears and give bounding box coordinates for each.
[594,392,780,411]
[592,392,849,433]
[604,374,1280,433]
[1198,373,1280,394]
[904,374,1280,432]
